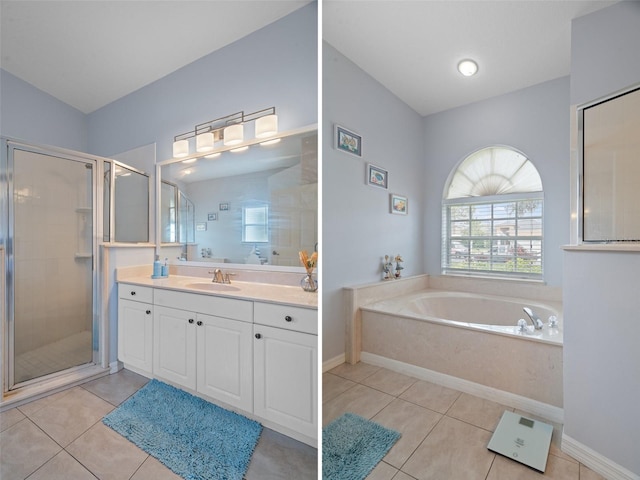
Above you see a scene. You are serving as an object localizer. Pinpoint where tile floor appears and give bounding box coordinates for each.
[0,369,317,480]
[324,362,606,480]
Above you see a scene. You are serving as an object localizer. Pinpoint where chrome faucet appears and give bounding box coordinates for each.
[523,307,544,330]
[209,269,234,284]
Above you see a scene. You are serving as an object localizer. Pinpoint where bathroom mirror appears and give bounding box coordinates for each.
[580,85,640,242]
[158,126,317,269]
[104,160,150,243]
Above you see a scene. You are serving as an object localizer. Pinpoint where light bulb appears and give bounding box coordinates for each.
[173,139,189,158]
[255,114,278,138]
[223,124,244,146]
[457,59,478,77]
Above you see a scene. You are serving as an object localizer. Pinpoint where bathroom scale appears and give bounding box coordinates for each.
[487,411,553,473]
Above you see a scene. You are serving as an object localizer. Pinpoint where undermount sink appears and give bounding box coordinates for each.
[184,282,241,292]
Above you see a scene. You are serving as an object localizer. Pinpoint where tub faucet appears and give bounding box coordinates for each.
[523,307,544,330]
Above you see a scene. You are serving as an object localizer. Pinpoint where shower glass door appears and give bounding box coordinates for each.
[9,148,95,387]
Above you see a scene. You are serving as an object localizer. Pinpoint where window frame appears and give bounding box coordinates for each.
[242,204,269,244]
[442,190,544,280]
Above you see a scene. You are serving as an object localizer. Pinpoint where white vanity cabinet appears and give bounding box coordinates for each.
[152,289,253,412]
[117,284,154,375]
[253,302,318,441]
[116,279,318,446]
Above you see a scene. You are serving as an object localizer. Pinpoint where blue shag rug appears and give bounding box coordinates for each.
[103,379,262,480]
[323,413,401,480]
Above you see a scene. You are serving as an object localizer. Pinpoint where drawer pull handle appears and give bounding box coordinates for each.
[255,333,262,339]
[188,318,194,324]
[146,310,151,315]
[285,315,293,322]
[197,320,203,326]
[130,291,136,296]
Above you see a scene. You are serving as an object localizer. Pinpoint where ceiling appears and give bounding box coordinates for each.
[0,1,621,118]
[323,0,618,117]
[0,1,311,114]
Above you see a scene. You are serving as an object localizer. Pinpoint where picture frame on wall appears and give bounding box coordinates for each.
[219,202,230,211]
[196,222,207,231]
[367,163,388,189]
[390,193,408,215]
[207,213,217,221]
[334,124,362,157]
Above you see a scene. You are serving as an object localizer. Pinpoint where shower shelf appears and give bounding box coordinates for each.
[75,253,92,259]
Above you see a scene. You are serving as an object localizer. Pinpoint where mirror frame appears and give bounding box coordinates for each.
[155,123,318,272]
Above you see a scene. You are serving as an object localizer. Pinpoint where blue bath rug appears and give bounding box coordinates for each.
[102,379,262,480]
[322,413,401,480]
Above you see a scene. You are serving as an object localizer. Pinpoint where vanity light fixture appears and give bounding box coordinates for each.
[457,59,479,77]
[172,107,278,158]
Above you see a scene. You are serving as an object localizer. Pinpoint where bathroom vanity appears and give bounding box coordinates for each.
[117,275,317,446]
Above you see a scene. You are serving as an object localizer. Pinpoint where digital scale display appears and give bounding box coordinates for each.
[519,417,534,428]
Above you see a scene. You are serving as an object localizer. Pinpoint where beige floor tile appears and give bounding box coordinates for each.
[67,422,149,480]
[365,460,398,480]
[399,380,461,414]
[323,383,395,426]
[486,451,579,479]
[29,450,96,480]
[579,464,607,480]
[362,368,417,396]
[447,392,512,431]
[82,368,149,406]
[130,456,183,480]
[372,399,442,469]
[0,407,26,432]
[402,416,495,480]
[0,418,61,480]
[17,387,75,417]
[28,386,114,446]
[323,372,356,404]
[393,472,418,480]
[245,428,317,479]
[329,362,381,382]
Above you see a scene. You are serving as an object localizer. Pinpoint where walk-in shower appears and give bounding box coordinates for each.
[2,142,98,391]
[1,139,150,403]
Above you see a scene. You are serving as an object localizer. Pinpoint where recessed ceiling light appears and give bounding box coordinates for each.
[458,59,478,77]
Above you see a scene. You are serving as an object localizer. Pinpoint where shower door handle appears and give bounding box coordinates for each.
[145,310,151,315]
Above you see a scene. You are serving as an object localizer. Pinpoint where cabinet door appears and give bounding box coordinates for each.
[117,299,153,374]
[196,314,253,412]
[253,325,317,441]
[153,306,196,390]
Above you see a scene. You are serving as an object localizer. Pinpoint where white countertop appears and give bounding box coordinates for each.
[118,275,318,309]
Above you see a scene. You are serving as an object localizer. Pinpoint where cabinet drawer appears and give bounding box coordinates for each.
[119,283,153,304]
[154,288,253,322]
[254,302,317,335]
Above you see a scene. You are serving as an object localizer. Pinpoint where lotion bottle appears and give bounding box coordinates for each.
[161,258,169,277]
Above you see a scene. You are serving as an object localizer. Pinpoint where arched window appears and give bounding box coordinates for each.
[442,146,543,279]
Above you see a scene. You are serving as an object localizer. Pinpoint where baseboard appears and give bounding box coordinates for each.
[323,353,346,372]
[360,352,564,424]
[562,433,639,480]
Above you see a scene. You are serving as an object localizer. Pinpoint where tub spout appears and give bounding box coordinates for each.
[523,307,544,330]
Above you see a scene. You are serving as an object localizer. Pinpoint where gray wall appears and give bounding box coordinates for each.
[0,69,87,152]
[563,2,640,476]
[422,77,570,287]
[322,42,426,362]
[86,3,317,162]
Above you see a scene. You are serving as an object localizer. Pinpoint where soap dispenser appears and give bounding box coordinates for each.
[153,255,162,278]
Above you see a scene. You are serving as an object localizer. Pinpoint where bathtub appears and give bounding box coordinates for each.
[360,289,564,409]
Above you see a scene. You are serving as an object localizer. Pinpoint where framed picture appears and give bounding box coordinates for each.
[390,193,408,215]
[367,164,388,189]
[334,124,362,157]
[219,202,230,211]
[207,213,217,221]
[196,222,207,231]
